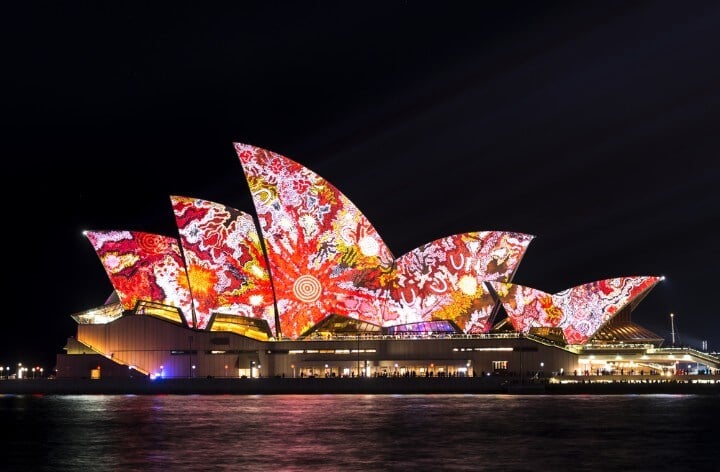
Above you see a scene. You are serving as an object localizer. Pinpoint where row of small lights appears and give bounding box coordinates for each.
[0,363,45,379]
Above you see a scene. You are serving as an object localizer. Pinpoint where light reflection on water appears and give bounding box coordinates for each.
[1,394,718,471]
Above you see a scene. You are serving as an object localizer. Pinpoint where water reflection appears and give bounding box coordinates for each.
[1,394,718,471]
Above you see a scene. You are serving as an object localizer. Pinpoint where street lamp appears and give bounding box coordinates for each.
[670,313,676,347]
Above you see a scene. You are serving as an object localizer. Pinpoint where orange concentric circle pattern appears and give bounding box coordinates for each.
[293,274,322,303]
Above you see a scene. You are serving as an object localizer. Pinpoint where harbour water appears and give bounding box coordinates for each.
[2,393,718,471]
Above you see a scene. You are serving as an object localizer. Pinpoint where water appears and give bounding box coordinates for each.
[1,394,718,471]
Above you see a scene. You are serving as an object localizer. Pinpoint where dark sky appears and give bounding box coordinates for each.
[3,1,719,371]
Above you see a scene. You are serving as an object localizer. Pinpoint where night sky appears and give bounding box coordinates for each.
[3,2,719,371]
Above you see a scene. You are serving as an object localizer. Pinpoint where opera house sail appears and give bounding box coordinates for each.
[171,196,276,335]
[84,230,194,326]
[488,276,663,345]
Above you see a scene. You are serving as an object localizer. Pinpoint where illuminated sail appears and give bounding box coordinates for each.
[84,230,194,326]
[171,196,276,333]
[388,231,534,332]
[489,276,663,345]
[235,143,395,339]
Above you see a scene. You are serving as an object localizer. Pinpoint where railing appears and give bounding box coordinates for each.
[582,343,656,351]
[295,332,523,341]
[646,346,720,368]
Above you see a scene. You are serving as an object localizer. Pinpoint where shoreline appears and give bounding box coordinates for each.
[2,377,719,395]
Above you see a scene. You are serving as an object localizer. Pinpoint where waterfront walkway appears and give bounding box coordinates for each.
[1,374,719,395]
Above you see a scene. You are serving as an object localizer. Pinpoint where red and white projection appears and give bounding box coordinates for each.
[388,231,534,332]
[171,196,276,333]
[488,276,663,345]
[84,230,195,326]
[81,143,663,347]
[235,143,395,339]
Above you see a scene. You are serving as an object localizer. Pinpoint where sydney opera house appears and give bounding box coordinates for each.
[55,143,716,381]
